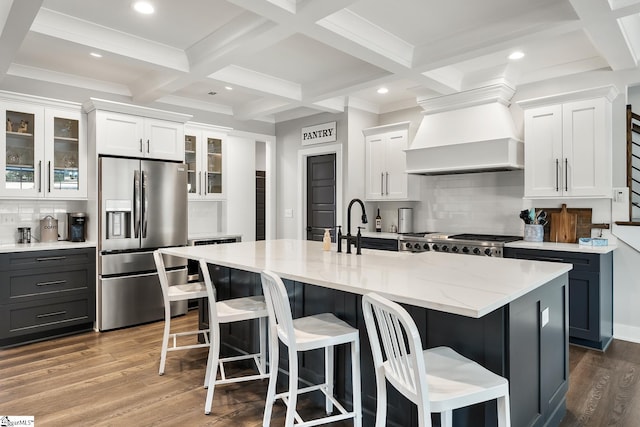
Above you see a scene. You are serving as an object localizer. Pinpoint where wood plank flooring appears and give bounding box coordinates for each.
[1,311,640,426]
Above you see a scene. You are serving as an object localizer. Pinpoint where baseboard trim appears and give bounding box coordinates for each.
[614,323,640,344]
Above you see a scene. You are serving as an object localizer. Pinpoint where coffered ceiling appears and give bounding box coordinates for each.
[1,0,639,124]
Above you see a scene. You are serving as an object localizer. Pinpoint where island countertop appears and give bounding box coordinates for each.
[160,239,571,318]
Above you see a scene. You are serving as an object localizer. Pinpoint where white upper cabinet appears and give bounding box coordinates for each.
[84,99,191,162]
[519,86,617,199]
[0,93,86,199]
[184,123,231,200]
[363,121,419,201]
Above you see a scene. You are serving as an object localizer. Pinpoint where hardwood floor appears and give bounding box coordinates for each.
[2,311,640,426]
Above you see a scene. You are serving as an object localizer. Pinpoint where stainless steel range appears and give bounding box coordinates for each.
[398,232,522,257]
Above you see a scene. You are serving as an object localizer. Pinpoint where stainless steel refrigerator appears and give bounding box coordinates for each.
[98,156,188,331]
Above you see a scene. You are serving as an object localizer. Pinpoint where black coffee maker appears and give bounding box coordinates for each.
[67,212,87,242]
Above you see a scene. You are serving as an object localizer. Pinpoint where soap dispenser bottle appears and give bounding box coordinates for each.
[323,228,331,251]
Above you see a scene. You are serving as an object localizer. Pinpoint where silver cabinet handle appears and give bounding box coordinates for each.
[147,139,150,153]
[37,311,66,318]
[139,138,143,153]
[204,172,207,196]
[565,158,568,192]
[38,161,42,193]
[47,161,51,193]
[36,280,67,287]
[555,159,559,192]
[199,171,202,195]
[36,256,66,261]
[386,172,389,195]
[380,172,384,196]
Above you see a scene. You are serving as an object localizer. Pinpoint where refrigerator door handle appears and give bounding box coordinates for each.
[134,170,141,238]
[142,171,148,238]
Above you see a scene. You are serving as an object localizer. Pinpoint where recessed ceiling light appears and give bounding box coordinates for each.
[508,51,525,60]
[133,1,154,14]
[377,87,389,94]
[225,86,233,91]
[90,52,102,58]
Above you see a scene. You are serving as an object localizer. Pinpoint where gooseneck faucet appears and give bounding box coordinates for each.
[338,198,368,255]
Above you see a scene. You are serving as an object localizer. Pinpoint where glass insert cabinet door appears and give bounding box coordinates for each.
[5,108,39,192]
[51,115,80,192]
[184,133,197,195]
[206,137,222,195]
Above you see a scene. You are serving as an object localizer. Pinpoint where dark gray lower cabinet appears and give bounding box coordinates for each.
[203,265,569,427]
[0,247,96,348]
[504,247,613,350]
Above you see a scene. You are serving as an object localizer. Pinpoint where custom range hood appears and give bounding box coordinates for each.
[405,83,523,175]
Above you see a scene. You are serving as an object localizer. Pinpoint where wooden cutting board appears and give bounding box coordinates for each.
[549,204,577,243]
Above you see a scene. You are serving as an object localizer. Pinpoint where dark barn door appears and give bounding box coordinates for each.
[306,154,336,241]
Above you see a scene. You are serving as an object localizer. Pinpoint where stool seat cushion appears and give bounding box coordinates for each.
[279,313,358,352]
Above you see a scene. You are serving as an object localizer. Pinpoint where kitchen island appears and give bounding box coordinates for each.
[161,239,572,427]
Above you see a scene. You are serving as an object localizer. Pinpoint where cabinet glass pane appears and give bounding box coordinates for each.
[185,134,197,194]
[52,117,79,191]
[206,137,222,194]
[6,111,36,190]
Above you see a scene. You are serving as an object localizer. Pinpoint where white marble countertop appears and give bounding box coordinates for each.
[0,240,97,253]
[160,239,571,318]
[505,240,616,254]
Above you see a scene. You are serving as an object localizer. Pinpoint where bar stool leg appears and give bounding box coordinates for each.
[498,394,511,427]
[263,330,279,427]
[259,317,267,375]
[158,304,171,375]
[351,339,362,427]
[325,346,334,414]
[285,349,299,427]
[441,410,453,427]
[204,324,221,415]
[374,365,387,427]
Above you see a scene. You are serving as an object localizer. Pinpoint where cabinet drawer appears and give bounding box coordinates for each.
[504,248,599,272]
[0,268,91,303]
[1,297,91,336]
[0,248,94,271]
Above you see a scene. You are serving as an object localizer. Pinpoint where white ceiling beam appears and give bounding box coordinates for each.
[31,8,189,72]
[569,0,637,70]
[233,97,295,121]
[8,63,131,96]
[209,65,301,100]
[311,97,345,113]
[0,0,42,78]
[156,95,233,116]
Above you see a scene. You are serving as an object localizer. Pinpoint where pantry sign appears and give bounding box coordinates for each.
[301,121,336,145]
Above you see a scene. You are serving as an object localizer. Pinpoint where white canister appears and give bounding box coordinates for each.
[40,215,59,242]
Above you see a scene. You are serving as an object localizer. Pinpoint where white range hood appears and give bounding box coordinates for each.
[405,84,523,175]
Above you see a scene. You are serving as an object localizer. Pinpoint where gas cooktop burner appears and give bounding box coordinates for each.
[398,232,522,256]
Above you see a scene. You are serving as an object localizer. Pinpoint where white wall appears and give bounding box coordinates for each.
[226,135,256,241]
[275,112,347,239]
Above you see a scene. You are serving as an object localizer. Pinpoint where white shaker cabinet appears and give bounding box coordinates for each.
[363,121,419,201]
[0,93,86,199]
[94,111,184,161]
[84,99,191,162]
[184,123,231,200]
[519,86,617,199]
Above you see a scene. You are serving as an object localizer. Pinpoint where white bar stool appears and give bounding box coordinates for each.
[154,250,210,377]
[362,292,511,427]
[260,270,362,427]
[198,259,270,415]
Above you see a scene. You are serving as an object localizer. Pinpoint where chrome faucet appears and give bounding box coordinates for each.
[338,198,368,254]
